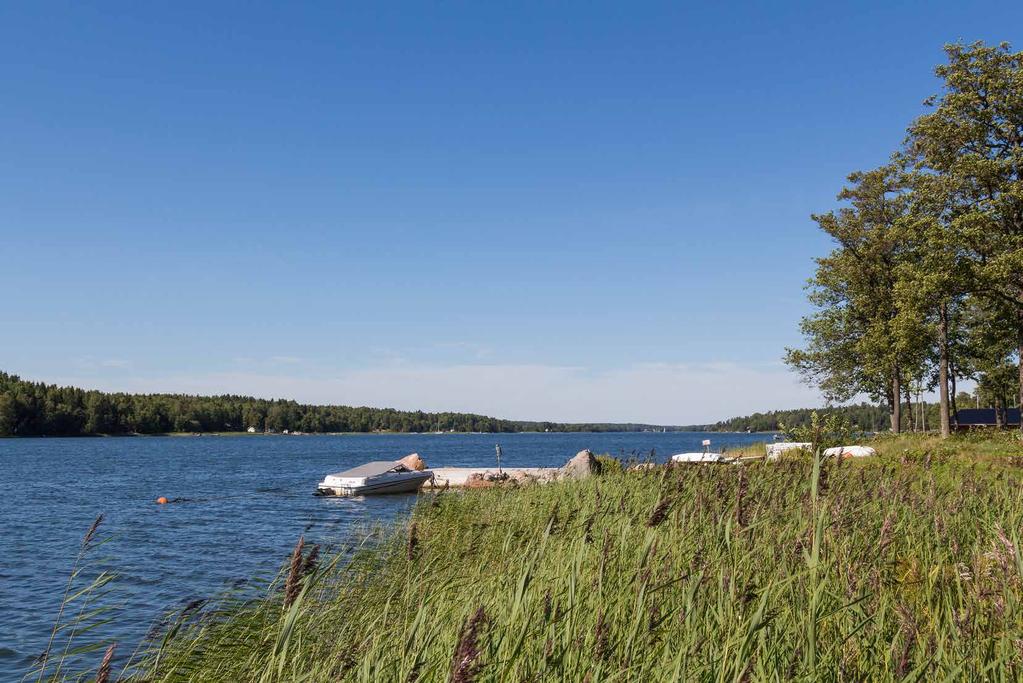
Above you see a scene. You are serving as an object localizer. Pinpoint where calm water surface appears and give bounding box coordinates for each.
[0,431,767,677]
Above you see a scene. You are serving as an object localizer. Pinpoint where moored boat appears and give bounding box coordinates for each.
[316,460,433,496]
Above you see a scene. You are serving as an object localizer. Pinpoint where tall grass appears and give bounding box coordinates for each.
[106,434,1023,681]
[32,516,118,683]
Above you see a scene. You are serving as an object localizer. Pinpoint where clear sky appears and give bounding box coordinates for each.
[2,2,1020,423]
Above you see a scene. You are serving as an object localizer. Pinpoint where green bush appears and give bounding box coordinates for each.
[780,409,852,452]
[594,453,623,474]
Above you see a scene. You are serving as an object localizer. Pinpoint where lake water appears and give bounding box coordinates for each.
[0,431,767,678]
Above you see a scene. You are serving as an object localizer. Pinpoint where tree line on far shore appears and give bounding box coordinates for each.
[786,42,1023,436]
[698,394,1000,434]
[696,403,889,433]
[0,371,671,436]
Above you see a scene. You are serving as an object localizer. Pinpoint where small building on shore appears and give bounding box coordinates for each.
[954,408,1021,431]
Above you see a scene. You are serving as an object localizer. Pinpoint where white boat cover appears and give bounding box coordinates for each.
[823,445,876,458]
[765,442,811,460]
[330,461,410,479]
[671,452,732,464]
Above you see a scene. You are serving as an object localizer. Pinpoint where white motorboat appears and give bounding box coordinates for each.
[316,460,433,496]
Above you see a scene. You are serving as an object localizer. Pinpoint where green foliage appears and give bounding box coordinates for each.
[698,402,889,433]
[779,410,852,453]
[903,40,1023,431]
[114,440,1023,681]
[908,42,1023,306]
[788,41,1023,436]
[786,163,923,412]
[593,453,623,474]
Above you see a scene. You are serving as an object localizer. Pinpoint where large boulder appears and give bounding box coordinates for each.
[398,453,428,471]
[561,449,601,479]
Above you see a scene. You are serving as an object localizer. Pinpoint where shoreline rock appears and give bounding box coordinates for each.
[560,449,600,479]
[398,453,427,471]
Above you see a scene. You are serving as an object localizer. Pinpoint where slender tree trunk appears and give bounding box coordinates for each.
[905,385,914,432]
[995,395,1004,429]
[950,354,958,430]
[938,304,951,438]
[890,373,901,434]
[1018,320,1023,434]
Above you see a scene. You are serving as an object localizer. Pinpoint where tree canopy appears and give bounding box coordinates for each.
[787,41,1023,436]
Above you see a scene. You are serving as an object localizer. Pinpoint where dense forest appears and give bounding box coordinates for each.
[0,371,672,436]
[697,393,998,433]
[785,42,1023,437]
[691,403,890,433]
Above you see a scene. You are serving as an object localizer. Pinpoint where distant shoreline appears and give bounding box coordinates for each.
[0,428,768,439]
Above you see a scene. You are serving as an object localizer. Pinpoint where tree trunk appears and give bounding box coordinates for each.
[995,395,1004,429]
[905,385,914,432]
[938,304,951,438]
[890,373,901,434]
[950,355,958,430]
[1019,321,1023,434]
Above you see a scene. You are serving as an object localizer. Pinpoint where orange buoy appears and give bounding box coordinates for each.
[156,497,169,505]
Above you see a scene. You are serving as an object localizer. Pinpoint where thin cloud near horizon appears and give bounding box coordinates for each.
[43,361,824,425]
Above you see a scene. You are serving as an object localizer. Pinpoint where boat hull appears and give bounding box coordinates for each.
[316,471,433,496]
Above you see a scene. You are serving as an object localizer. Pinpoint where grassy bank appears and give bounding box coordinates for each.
[65,434,1023,681]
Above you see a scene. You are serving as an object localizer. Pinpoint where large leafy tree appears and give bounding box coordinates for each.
[907,41,1023,432]
[786,164,926,432]
[893,165,974,437]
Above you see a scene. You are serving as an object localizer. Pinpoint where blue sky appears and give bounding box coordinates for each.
[1,1,1019,423]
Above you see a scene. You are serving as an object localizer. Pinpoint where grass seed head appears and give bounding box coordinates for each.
[407,522,420,561]
[593,609,609,661]
[301,544,320,576]
[83,514,105,548]
[450,606,488,683]
[735,469,749,528]
[646,497,672,527]
[96,643,115,683]
[284,535,306,609]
